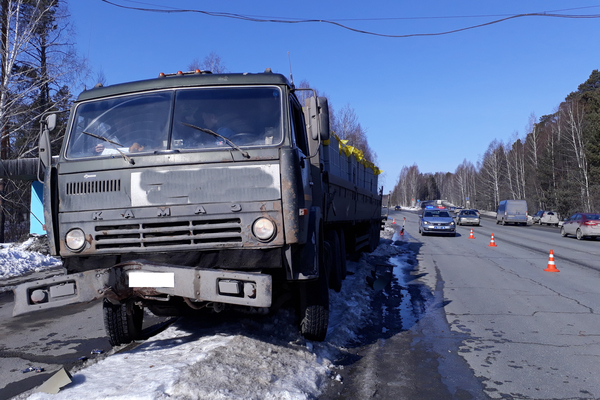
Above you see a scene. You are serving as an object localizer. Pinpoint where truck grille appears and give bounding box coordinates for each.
[66,179,121,195]
[94,217,242,250]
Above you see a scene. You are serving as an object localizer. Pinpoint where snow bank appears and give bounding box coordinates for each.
[0,235,61,280]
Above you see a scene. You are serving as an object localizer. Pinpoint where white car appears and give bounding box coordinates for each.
[532,210,559,226]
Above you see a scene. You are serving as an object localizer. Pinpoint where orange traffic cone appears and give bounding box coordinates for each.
[488,233,497,247]
[392,218,395,224]
[468,229,475,239]
[544,249,559,272]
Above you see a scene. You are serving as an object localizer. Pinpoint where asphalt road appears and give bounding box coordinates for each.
[328,210,599,399]
[0,292,110,400]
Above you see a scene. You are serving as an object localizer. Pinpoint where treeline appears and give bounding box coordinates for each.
[392,70,600,218]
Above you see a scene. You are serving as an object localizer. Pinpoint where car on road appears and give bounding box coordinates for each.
[419,208,456,236]
[456,209,480,226]
[560,213,600,240]
[532,210,559,226]
[395,206,401,211]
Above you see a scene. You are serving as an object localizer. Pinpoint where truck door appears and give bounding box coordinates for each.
[290,98,312,211]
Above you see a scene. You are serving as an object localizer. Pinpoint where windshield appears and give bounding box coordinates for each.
[65,86,283,159]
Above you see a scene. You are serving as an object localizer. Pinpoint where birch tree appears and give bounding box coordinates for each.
[478,140,504,209]
[562,98,592,212]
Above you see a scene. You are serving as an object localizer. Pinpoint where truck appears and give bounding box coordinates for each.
[13,69,383,344]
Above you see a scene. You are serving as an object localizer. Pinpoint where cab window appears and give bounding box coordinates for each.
[290,98,309,155]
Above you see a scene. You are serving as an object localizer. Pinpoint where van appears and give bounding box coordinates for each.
[496,200,528,226]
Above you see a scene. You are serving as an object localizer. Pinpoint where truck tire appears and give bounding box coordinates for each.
[103,299,144,346]
[298,228,329,342]
[326,230,343,292]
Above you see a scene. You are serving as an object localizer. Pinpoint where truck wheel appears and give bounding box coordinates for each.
[326,230,343,292]
[103,299,144,346]
[299,276,329,341]
[298,230,329,342]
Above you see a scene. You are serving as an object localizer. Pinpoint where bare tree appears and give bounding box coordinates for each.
[188,51,227,73]
[562,98,592,212]
[478,140,505,209]
[331,104,376,162]
[454,159,476,207]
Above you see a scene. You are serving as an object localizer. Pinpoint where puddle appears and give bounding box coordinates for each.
[389,255,419,329]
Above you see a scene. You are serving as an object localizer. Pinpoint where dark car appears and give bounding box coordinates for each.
[394,206,401,211]
[419,208,456,236]
[456,209,480,226]
[560,213,600,240]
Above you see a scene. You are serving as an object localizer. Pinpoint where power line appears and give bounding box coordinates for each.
[100,0,600,38]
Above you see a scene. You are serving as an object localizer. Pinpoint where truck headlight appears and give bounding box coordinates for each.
[252,218,276,241]
[65,228,86,252]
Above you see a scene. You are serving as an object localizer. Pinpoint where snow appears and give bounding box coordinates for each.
[0,236,62,280]
[4,225,407,400]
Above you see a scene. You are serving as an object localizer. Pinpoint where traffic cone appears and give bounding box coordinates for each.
[392,218,395,224]
[544,249,559,272]
[488,233,497,247]
[468,229,475,239]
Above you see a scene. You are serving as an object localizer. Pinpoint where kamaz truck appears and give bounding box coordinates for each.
[13,69,383,344]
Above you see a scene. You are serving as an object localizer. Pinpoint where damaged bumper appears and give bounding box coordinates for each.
[13,261,272,316]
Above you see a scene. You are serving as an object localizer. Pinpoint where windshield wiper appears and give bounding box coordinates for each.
[180,122,250,159]
[82,131,134,165]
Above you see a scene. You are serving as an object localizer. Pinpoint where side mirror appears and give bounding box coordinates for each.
[46,113,57,132]
[307,96,330,142]
[317,97,330,142]
[37,114,55,181]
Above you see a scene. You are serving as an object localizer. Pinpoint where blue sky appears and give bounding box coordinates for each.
[68,1,600,191]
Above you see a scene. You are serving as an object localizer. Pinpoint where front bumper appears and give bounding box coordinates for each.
[422,225,455,233]
[13,260,272,316]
